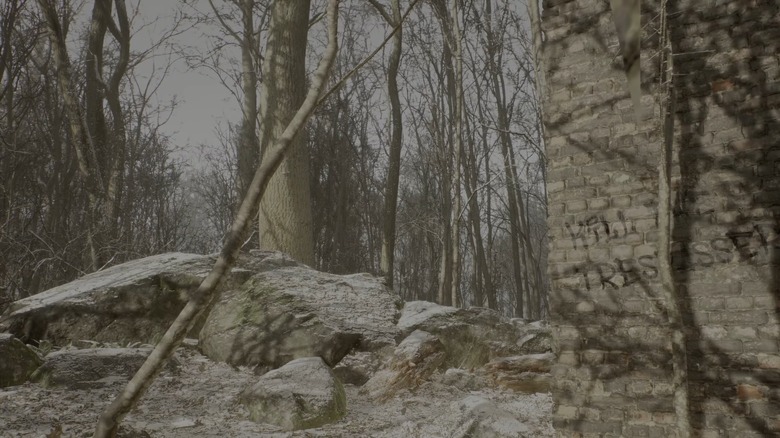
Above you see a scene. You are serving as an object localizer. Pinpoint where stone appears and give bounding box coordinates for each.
[418,395,531,437]
[332,348,391,386]
[398,301,553,369]
[200,267,401,369]
[239,357,346,430]
[361,330,446,401]
[437,367,488,392]
[480,353,555,393]
[0,252,254,346]
[30,347,178,389]
[0,333,42,388]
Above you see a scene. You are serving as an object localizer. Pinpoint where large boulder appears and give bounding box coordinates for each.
[361,330,446,401]
[200,267,401,369]
[398,301,552,369]
[0,253,234,346]
[0,251,309,347]
[30,347,179,389]
[0,334,42,388]
[239,357,346,431]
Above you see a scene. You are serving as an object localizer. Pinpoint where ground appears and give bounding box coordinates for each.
[0,344,554,437]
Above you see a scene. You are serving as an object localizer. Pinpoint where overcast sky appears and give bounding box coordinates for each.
[130,0,241,164]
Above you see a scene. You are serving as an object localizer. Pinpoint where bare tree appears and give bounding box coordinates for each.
[368,0,404,288]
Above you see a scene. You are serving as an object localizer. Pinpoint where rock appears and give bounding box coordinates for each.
[0,333,42,388]
[437,367,487,392]
[31,347,178,389]
[0,252,254,346]
[398,301,552,369]
[480,353,555,393]
[332,348,391,386]
[457,396,532,437]
[361,330,446,401]
[239,357,346,431]
[200,267,401,368]
[419,395,531,437]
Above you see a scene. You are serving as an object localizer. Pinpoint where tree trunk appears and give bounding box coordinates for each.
[483,0,524,317]
[37,0,104,271]
[448,0,463,308]
[237,0,259,200]
[376,0,403,288]
[257,0,315,265]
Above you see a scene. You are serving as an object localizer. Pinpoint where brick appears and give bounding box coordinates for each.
[548,181,565,193]
[610,245,634,259]
[725,296,753,310]
[612,195,632,207]
[588,197,609,210]
[623,206,657,220]
[757,354,780,369]
[567,199,588,213]
[737,384,765,401]
[556,405,579,419]
[707,310,768,325]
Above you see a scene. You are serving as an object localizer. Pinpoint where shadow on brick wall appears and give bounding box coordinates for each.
[670,0,780,435]
[543,0,779,436]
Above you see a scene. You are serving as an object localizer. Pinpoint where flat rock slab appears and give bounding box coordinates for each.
[31,347,179,389]
[0,334,42,388]
[0,251,297,347]
[200,268,401,368]
[240,357,346,431]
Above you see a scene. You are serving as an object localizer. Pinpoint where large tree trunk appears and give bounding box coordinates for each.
[93,2,340,435]
[257,0,315,265]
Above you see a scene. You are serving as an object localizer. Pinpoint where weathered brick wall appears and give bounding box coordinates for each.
[542,0,780,436]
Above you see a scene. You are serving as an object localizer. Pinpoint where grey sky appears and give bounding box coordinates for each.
[133,0,240,162]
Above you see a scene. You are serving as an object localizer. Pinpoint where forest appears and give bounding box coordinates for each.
[0,0,548,321]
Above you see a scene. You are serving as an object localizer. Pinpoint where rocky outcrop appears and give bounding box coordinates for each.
[239,357,346,431]
[332,348,391,386]
[361,330,446,401]
[0,253,243,346]
[200,267,401,368]
[398,301,553,369]
[31,347,178,389]
[0,334,42,388]
[480,353,555,393]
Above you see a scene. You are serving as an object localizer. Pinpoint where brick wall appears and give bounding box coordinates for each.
[542,0,780,436]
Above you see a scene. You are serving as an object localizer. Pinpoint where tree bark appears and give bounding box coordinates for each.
[93,1,340,435]
[372,0,404,289]
[237,0,259,200]
[257,0,315,265]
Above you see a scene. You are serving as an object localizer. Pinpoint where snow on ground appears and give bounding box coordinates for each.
[0,345,554,437]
